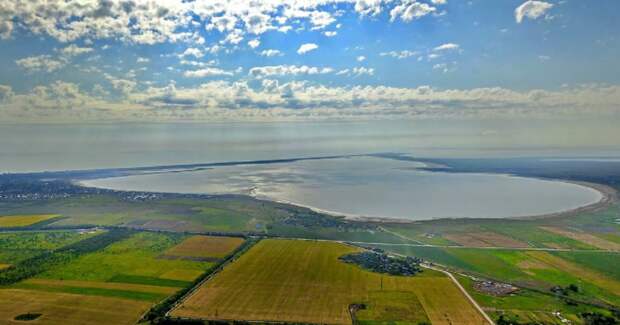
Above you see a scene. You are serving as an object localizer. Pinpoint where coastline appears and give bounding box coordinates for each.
[511,180,617,221]
[254,179,618,225]
[75,156,618,225]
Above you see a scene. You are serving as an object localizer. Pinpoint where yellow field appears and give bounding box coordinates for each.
[524,251,620,296]
[160,268,204,281]
[0,264,10,270]
[0,288,151,325]
[22,278,179,295]
[172,239,488,324]
[163,235,245,259]
[0,214,60,228]
[445,231,529,248]
[540,226,620,251]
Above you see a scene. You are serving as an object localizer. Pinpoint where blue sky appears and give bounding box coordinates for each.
[0,0,619,122]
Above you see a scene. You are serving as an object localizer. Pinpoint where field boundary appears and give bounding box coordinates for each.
[344,241,495,325]
[142,236,258,323]
[422,263,495,325]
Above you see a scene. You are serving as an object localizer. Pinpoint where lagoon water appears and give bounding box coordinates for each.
[81,156,603,221]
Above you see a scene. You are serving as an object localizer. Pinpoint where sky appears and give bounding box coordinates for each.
[0,0,619,123]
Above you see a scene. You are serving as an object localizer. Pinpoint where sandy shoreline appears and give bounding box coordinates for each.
[254,178,618,225]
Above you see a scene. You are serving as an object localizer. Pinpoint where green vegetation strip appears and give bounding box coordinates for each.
[142,237,256,323]
[12,282,168,302]
[108,274,192,288]
[0,229,134,285]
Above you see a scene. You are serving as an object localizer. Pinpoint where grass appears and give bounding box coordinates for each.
[356,290,431,324]
[163,235,245,260]
[5,195,280,232]
[374,244,620,308]
[38,232,212,284]
[21,278,179,295]
[12,282,169,302]
[455,274,614,324]
[0,288,151,325]
[0,230,101,265]
[0,214,60,228]
[172,239,487,325]
[107,274,192,287]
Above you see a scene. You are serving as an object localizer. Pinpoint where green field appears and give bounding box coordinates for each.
[163,235,245,260]
[38,232,213,283]
[172,239,488,324]
[0,230,227,325]
[0,214,60,228]
[0,231,99,265]
[373,244,620,322]
[0,288,152,325]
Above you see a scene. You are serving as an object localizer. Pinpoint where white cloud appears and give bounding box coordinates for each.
[390,1,436,22]
[248,39,261,49]
[0,0,448,52]
[0,20,12,40]
[137,57,150,63]
[297,43,319,55]
[59,44,93,57]
[515,1,554,23]
[357,56,366,62]
[249,65,333,77]
[380,50,418,59]
[15,55,67,73]
[0,85,13,101]
[259,49,283,57]
[336,67,375,76]
[184,68,234,78]
[324,31,338,37]
[433,43,460,52]
[2,80,620,122]
[181,48,205,58]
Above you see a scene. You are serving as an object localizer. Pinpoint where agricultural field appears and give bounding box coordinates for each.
[172,239,488,324]
[0,288,151,325]
[455,275,615,325]
[0,214,60,228]
[37,231,213,284]
[0,230,231,324]
[372,244,620,322]
[0,195,283,232]
[162,235,245,261]
[0,230,100,265]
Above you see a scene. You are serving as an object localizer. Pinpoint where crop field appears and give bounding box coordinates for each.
[383,217,613,250]
[162,235,245,260]
[0,195,282,232]
[38,232,213,284]
[373,244,620,316]
[0,231,99,265]
[540,226,620,251]
[456,275,614,324]
[443,231,530,248]
[0,214,60,228]
[0,288,151,325]
[0,230,220,325]
[172,239,488,324]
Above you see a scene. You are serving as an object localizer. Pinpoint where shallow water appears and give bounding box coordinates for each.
[81,156,603,220]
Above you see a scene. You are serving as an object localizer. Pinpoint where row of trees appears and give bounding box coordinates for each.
[340,250,422,276]
[0,229,133,285]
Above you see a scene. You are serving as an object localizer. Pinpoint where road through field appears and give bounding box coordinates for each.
[422,263,495,325]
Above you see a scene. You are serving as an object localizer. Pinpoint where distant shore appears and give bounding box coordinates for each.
[253,178,618,225]
[512,180,618,221]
